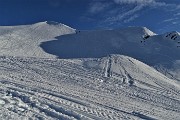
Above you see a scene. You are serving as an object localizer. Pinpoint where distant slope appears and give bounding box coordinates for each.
[41,27,156,59]
[0,22,179,80]
[40,26,179,63]
[40,26,180,80]
[0,21,75,58]
[82,55,180,90]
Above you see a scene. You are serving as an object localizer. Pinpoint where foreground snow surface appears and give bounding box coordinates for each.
[0,55,180,120]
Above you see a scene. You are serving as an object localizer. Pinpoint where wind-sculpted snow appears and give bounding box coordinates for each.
[0,55,180,120]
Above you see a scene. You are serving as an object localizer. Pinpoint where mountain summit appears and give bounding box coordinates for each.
[0,21,75,58]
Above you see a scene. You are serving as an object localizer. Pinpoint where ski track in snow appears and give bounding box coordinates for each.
[0,56,180,120]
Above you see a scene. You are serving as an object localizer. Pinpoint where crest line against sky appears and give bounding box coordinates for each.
[0,0,179,33]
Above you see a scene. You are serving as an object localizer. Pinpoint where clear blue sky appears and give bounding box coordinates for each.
[0,0,179,33]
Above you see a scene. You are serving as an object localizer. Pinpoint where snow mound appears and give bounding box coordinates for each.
[83,54,180,89]
[0,21,76,58]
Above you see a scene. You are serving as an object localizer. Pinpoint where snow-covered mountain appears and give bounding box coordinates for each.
[0,21,180,120]
[40,25,180,80]
[0,21,75,58]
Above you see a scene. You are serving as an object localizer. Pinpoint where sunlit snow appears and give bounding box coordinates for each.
[0,21,180,120]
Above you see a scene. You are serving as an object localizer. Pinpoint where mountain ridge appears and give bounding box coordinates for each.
[0,21,179,81]
[0,21,75,58]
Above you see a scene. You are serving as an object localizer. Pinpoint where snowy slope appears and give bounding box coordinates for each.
[149,31,180,80]
[0,22,180,119]
[0,21,75,58]
[41,26,157,59]
[0,22,179,84]
[83,55,180,89]
[40,26,180,80]
[0,55,180,120]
